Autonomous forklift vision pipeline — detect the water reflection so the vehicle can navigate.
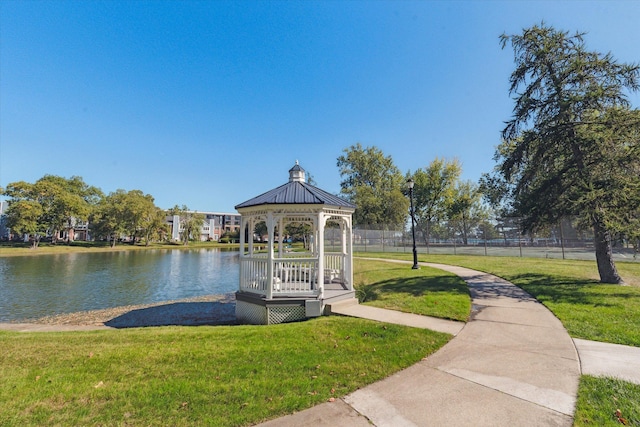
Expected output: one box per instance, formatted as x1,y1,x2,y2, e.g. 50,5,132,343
0,248,239,322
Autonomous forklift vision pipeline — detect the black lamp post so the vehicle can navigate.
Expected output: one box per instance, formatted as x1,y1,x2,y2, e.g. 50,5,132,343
407,178,419,269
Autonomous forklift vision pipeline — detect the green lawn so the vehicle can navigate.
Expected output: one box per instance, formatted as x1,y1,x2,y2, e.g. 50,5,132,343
574,376,640,426
0,318,450,427
353,258,471,322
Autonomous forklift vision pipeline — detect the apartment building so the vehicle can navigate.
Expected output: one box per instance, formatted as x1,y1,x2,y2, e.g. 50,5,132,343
168,211,241,242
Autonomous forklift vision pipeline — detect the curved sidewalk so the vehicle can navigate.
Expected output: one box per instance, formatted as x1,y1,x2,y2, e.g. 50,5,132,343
258,262,582,426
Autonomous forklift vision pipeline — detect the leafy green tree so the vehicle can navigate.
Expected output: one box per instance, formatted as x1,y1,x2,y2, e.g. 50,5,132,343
3,199,46,248
409,158,461,250
2,175,101,245
181,211,205,245
90,190,128,247
168,205,205,245
220,229,240,244
490,23,640,283
285,222,311,248
477,219,501,241
337,143,409,227
253,221,267,242
141,207,169,245
90,189,159,246
122,190,158,245
40,175,102,242
448,180,487,245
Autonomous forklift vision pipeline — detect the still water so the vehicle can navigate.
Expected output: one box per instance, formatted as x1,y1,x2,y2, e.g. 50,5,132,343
0,249,239,322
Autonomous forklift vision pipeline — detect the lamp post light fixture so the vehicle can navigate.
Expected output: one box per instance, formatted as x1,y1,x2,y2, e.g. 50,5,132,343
407,178,419,269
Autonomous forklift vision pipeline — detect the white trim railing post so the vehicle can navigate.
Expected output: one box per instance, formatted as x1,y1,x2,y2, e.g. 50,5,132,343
267,212,274,300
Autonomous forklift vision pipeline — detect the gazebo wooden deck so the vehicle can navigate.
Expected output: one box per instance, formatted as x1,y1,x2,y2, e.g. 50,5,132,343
234,162,357,325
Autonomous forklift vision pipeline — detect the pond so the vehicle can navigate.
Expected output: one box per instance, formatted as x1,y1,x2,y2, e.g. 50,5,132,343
0,248,240,322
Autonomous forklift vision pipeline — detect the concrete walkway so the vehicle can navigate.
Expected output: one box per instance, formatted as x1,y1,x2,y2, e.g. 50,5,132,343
573,338,640,385
256,262,638,427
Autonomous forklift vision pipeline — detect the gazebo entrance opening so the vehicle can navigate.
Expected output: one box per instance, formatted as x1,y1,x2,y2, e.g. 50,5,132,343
234,162,356,325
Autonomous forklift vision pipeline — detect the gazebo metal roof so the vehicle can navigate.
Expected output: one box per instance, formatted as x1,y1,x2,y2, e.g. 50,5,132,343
235,163,356,210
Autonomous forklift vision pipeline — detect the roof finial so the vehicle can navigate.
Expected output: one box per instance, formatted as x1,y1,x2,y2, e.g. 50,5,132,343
289,161,305,183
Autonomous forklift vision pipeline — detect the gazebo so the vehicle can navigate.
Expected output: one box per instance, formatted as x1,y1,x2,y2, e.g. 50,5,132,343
234,162,357,325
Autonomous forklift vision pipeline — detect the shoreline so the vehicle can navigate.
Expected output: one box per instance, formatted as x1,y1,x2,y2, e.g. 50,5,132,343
5,293,237,327
0,242,241,258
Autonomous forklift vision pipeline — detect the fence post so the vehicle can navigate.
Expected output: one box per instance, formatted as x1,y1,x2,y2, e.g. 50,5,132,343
484,223,488,256
559,220,566,260
519,236,523,257
364,227,367,252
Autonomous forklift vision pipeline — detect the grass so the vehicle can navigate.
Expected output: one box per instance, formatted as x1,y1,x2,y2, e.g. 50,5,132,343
358,252,640,347
574,376,640,426
353,258,471,322
0,317,451,427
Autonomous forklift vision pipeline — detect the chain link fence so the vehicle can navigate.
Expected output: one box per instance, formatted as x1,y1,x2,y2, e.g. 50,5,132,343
325,218,639,263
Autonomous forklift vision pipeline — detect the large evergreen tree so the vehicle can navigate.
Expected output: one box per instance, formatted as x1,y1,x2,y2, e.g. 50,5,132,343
491,24,640,283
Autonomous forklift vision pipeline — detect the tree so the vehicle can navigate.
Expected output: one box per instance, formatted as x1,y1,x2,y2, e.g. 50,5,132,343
141,207,169,246
409,158,461,250
3,199,46,248
285,222,312,248
2,175,102,245
122,190,158,245
39,175,102,242
90,190,128,247
168,205,205,245
90,189,160,246
491,23,640,283
337,143,409,227
448,180,487,245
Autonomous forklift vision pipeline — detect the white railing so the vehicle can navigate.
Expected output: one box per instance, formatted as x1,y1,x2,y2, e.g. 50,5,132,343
324,253,346,284
239,256,319,296
239,253,347,296
239,256,270,294
274,258,317,294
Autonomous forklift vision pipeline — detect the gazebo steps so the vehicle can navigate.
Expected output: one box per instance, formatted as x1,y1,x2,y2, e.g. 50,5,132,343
322,290,357,307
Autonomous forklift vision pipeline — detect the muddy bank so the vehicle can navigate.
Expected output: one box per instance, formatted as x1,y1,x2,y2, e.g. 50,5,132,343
11,293,237,328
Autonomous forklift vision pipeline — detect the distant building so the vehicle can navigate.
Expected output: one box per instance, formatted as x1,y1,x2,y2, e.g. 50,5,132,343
0,201,9,239
167,211,241,242
58,218,90,241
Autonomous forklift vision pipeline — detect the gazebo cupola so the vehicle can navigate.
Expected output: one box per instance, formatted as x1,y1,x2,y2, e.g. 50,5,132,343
234,162,356,325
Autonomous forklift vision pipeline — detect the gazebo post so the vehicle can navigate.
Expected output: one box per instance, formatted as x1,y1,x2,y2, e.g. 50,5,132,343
346,217,354,290
245,217,252,256
239,216,246,289
266,212,275,300
317,213,326,299
278,216,284,258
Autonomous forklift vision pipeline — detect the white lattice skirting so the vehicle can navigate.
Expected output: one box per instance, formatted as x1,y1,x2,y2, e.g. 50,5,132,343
236,300,308,325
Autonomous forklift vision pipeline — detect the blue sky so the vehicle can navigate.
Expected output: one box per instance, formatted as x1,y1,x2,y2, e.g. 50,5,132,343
1,0,639,213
